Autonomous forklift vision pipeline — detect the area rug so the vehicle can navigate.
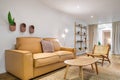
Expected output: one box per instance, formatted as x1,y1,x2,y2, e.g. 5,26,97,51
1,55,120,80
33,65,120,80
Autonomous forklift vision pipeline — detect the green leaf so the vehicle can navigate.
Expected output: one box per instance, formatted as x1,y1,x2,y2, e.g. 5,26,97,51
8,12,12,24
13,18,14,22
8,11,15,25
98,41,101,45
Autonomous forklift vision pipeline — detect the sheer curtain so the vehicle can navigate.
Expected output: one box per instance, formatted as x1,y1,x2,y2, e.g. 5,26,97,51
88,24,98,51
112,21,120,54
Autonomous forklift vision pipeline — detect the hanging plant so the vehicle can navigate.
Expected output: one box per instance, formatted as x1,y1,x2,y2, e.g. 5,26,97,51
8,11,16,31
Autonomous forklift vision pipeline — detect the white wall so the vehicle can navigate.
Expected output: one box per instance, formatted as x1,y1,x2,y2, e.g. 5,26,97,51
0,0,85,73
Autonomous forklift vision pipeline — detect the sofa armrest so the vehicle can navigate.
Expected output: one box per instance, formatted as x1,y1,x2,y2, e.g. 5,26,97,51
60,47,74,52
60,47,76,58
5,50,33,80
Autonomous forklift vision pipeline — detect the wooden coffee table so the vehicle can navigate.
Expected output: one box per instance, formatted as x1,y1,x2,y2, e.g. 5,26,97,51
64,57,99,80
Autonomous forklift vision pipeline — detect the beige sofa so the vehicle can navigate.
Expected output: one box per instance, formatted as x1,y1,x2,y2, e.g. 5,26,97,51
5,37,75,80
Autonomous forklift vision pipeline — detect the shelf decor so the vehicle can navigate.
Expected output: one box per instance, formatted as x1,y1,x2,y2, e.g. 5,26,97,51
8,11,16,31
74,22,88,54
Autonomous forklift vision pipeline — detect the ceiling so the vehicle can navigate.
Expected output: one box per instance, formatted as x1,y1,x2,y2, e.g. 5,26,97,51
39,0,120,24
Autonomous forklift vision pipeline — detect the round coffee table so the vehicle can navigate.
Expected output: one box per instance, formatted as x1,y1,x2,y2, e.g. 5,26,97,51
64,57,99,80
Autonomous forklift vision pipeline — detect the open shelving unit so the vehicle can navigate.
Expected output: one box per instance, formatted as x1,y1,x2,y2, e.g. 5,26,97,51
74,22,88,55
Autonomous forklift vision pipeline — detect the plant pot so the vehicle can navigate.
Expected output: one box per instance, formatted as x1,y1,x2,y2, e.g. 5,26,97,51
9,25,16,31
79,47,82,50
84,47,87,49
29,25,34,34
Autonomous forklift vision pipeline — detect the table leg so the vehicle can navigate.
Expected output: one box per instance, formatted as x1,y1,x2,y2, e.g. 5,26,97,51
95,62,98,75
91,64,94,70
64,65,69,79
79,66,84,80
79,66,81,76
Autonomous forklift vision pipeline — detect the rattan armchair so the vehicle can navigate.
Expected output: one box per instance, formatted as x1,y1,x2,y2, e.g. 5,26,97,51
86,44,110,66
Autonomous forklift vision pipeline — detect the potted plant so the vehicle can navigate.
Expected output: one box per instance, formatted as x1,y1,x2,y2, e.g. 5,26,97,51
8,11,16,31
98,41,101,45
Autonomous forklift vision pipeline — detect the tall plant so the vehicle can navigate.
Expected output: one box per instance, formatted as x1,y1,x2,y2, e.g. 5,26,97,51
8,11,15,25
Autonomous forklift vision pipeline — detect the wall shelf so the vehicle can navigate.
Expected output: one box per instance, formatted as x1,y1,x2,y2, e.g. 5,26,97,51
74,22,88,55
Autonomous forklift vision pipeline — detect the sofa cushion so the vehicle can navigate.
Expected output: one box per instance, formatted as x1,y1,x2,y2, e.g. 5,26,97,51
41,40,54,53
43,38,61,51
54,51,74,62
33,53,59,68
16,37,42,53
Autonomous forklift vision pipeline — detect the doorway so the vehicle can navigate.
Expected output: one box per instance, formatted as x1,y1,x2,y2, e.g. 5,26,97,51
102,30,111,45
98,23,112,49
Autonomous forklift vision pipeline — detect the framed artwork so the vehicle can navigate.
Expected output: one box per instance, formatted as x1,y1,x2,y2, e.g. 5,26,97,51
20,23,26,32
29,25,34,33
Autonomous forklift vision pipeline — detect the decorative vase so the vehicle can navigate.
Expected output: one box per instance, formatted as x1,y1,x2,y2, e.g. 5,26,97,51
9,25,16,31
29,25,34,34
20,23,26,32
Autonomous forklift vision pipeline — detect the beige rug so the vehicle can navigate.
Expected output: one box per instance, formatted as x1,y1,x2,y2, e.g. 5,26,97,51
1,55,120,80
33,65,120,80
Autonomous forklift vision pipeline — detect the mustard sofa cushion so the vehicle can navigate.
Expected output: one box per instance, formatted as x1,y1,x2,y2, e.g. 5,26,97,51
55,51,74,62
33,53,59,67
16,37,42,53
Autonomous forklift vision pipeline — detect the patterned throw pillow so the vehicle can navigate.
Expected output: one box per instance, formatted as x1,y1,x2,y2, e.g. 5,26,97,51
41,40,54,53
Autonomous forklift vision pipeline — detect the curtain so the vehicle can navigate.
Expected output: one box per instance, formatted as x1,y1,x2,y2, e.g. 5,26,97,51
112,21,120,54
88,24,98,51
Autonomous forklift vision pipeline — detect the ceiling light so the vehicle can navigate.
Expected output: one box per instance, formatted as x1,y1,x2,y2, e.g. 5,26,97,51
91,16,94,18
77,5,80,8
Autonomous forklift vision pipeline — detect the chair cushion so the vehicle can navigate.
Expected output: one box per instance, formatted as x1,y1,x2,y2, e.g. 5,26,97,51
16,37,42,53
43,38,61,51
55,51,74,62
41,40,54,53
33,53,59,67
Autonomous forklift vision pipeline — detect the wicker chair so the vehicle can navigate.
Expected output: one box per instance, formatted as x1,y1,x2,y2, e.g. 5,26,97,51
87,44,110,66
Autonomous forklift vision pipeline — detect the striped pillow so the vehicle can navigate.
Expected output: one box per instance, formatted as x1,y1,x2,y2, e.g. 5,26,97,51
41,40,54,53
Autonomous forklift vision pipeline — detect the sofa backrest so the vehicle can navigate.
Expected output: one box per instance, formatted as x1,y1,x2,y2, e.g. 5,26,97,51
43,38,61,51
16,37,42,53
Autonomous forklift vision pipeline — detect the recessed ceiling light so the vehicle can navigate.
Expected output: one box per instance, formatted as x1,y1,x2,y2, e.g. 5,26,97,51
77,5,80,8
91,16,94,18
